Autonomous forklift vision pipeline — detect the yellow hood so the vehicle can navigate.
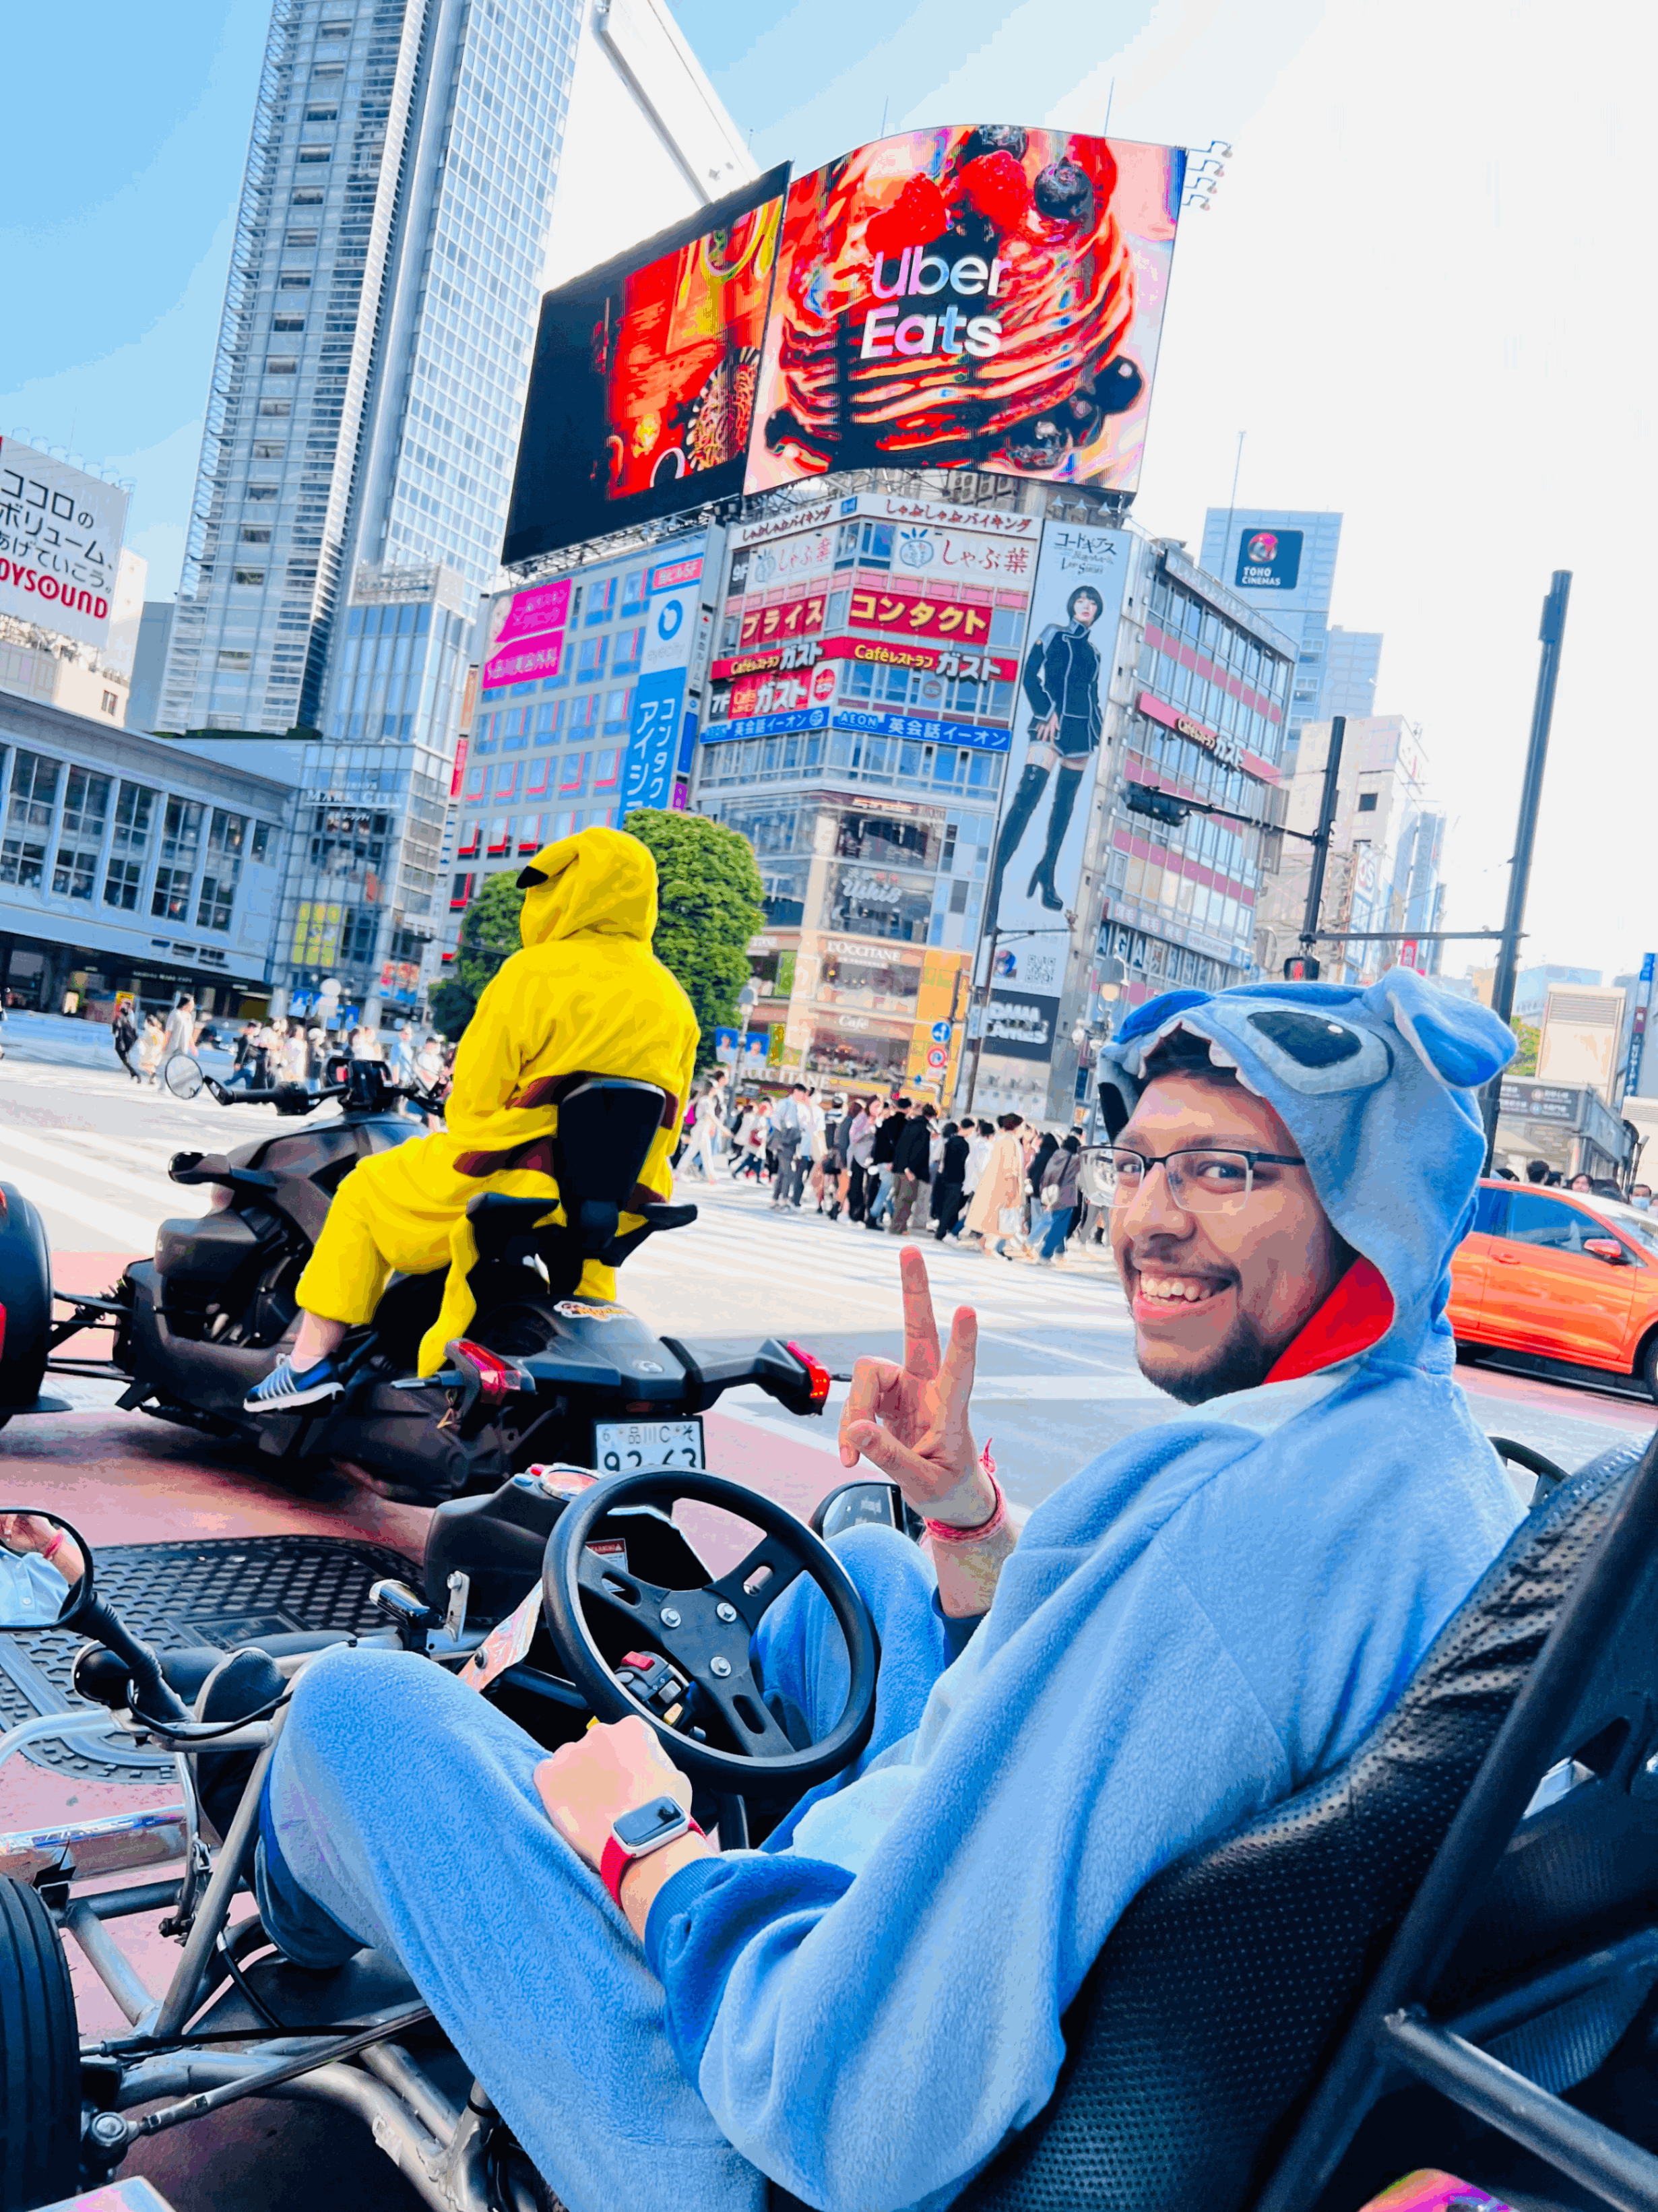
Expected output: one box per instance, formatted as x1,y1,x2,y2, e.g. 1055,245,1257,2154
515,825,658,947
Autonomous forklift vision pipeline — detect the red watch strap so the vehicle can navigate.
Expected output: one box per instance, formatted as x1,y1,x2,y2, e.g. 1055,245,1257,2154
600,1816,703,1912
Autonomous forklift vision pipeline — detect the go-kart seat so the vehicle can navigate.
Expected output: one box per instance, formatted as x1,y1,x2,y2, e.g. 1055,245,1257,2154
774,1432,1658,2212
461,1075,695,1306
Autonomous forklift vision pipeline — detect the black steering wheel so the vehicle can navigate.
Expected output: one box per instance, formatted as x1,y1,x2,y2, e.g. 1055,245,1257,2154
540,1470,879,1794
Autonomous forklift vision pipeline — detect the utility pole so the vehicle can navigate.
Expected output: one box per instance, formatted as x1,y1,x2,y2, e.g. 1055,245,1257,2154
1298,714,1347,957
963,925,1002,1117
1481,571,1572,1168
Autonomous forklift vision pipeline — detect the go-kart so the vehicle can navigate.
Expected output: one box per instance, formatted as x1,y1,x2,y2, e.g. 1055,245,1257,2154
5,1430,1658,2212
0,1059,830,1502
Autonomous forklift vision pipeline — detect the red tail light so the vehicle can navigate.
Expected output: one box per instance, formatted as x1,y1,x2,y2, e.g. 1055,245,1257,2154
786,1340,832,1414
447,1339,528,1407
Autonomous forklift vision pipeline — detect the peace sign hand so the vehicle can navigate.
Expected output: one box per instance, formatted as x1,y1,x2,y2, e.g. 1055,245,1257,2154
838,1245,992,1529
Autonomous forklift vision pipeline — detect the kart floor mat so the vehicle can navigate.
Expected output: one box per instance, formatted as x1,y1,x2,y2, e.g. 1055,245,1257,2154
0,1534,416,1784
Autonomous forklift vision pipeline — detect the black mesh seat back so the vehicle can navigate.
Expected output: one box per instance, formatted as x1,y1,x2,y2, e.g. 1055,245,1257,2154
552,1078,670,1211
961,1436,1653,2212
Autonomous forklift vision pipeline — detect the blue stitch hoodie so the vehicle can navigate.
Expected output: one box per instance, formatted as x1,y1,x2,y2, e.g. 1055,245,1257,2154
644,968,1524,2211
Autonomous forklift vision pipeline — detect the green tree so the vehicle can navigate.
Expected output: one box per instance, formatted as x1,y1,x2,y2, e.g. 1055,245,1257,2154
624,809,764,1064
1509,1018,1539,1077
428,870,524,1040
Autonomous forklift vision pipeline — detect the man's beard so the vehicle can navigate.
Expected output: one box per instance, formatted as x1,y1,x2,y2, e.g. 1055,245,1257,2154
1137,1310,1279,1406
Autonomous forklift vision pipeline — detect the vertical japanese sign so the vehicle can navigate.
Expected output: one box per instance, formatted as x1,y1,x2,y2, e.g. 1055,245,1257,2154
982,519,1133,951
623,534,705,813
1627,952,1655,1098
0,437,130,649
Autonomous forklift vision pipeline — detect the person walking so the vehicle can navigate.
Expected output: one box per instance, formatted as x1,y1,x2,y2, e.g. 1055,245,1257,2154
769,1083,809,1209
137,1011,166,1084
1035,1133,1083,1264
887,1101,934,1234
162,993,197,1066
964,1113,1028,1259
112,999,141,1082
684,1071,729,1181
930,1120,970,1242
864,1100,905,1230
734,1097,770,1181
846,1098,876,1222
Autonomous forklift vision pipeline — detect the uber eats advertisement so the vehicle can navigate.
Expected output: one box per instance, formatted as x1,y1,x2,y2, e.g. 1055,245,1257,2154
744,127,1186,494
504,129,1186,559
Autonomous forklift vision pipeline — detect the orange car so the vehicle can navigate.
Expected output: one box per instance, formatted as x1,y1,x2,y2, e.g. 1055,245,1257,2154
1449,1179,1658,1401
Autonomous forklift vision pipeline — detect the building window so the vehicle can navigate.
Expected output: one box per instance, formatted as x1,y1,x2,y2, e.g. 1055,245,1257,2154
1356,790,1378,813
602,687,632,736
9,750,59,831
259,400,292,418
100,690,119,716
51,767,110,901
197,809,247,930
575,636,606,683
234,568,266,587
266,357,298,375
612,625,643,675
0,837,44,889
251,822,275,862
585,575,616,626
152,796,204,920
102,782,156,909
620,570,646,615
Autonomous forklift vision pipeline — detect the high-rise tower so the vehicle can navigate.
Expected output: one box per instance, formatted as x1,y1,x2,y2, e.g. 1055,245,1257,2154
158,0,751,1014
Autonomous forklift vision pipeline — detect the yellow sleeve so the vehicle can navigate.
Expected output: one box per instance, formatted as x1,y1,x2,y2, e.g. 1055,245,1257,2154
445,951,540,1127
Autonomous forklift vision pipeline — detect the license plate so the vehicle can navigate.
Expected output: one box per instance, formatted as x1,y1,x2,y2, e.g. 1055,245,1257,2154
592,1417,705,1474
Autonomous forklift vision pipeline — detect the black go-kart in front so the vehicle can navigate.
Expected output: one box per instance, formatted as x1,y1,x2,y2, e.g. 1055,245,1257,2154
0,1059,832,1503
7,1432,1658,2212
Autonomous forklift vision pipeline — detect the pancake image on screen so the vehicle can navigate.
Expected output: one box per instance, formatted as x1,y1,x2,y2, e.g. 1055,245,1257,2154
748,126,1184,494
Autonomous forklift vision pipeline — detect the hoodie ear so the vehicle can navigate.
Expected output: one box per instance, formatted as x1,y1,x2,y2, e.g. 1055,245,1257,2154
515,865,547,887
1370,968,1517,1090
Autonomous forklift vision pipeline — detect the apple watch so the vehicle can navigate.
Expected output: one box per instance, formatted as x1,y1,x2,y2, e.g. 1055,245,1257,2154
599,1795,703,1911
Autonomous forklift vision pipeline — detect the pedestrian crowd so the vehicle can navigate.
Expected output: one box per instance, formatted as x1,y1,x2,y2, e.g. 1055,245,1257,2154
672,1067,1103,1266
113,995,457,1125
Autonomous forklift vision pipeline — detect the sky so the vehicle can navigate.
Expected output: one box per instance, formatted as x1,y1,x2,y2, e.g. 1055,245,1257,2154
8,0,1653,982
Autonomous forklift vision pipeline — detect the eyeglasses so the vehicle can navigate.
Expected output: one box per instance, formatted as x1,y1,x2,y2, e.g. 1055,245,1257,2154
1078,1144,1307,1213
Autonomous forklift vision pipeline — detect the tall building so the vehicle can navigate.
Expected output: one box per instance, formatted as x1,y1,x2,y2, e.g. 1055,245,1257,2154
160,0,752,1019
1253,714,1441,984
1197,508,1382,767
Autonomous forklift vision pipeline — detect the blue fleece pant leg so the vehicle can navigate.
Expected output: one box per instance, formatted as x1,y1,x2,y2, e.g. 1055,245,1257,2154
257,1645,766,2212
753,1522,962,1852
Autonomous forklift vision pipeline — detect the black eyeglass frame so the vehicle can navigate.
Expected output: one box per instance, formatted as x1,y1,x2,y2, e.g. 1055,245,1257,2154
1079,1143,1308,1211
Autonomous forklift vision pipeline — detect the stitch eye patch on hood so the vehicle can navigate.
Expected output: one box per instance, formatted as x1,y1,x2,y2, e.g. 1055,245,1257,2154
1097,967,1517,1364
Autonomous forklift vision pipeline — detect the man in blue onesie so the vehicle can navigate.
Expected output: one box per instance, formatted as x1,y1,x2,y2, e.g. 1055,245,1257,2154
257,969,1525,2212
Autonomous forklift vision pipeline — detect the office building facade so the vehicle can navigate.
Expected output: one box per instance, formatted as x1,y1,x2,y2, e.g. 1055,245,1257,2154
1197,508,1382,767
160,0,752,1018
0,695,296,1016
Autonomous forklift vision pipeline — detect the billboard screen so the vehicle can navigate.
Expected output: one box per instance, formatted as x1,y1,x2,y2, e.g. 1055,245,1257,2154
1235,527,1302,591
0,437,130,648
503,168,789,567
984,518,1135,947
745,128,1184,497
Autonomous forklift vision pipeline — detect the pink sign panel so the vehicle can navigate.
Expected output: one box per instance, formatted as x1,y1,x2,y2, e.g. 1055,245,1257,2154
483,577,572,689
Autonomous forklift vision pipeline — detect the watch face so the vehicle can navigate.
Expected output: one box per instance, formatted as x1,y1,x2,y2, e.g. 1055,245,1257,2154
613,1796,689,1851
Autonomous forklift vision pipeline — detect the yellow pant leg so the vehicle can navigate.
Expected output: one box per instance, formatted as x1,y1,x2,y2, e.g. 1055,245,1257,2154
295,1137,466,1326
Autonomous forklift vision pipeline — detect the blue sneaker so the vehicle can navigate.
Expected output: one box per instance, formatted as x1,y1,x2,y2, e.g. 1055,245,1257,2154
243,1353,343,1414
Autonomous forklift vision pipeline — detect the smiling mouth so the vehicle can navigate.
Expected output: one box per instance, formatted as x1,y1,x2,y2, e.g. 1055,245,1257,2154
1131,1269,1232,1316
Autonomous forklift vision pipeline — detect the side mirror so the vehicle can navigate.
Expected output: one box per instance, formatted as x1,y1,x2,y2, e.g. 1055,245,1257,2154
0,1511,93,1628
163,1053,205,1100
812,1480,922,1543
1583,1238,1627,1265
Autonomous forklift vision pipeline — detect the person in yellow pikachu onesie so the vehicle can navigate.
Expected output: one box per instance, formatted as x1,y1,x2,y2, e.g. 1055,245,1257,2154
244,826,699,1414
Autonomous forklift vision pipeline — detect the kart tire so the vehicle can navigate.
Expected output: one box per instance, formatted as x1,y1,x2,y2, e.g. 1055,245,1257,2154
0,1877,79,2212
1643,1335,1658,1407
0,1184,51,1420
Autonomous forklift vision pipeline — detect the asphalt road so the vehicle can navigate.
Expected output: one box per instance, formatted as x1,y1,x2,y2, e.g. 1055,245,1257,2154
0,1042,1651,1498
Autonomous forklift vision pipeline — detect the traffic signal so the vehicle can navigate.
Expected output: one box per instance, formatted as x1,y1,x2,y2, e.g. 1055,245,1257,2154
1122,781,1189,827
1283,955,1321,980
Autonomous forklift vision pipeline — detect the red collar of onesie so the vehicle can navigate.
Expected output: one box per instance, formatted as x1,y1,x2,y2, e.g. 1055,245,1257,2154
1265,1256,1395,1385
